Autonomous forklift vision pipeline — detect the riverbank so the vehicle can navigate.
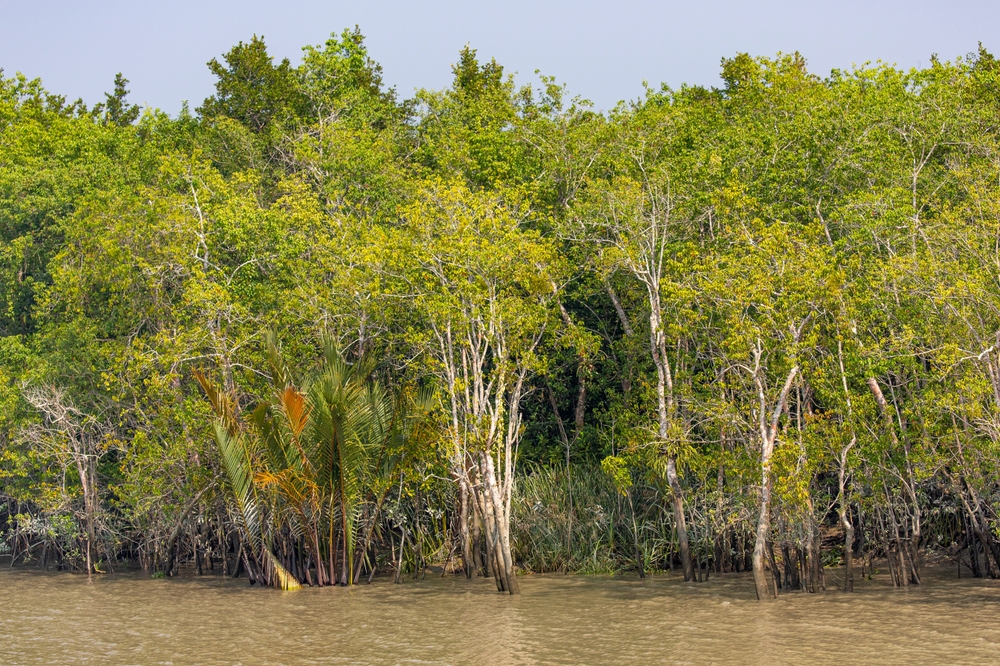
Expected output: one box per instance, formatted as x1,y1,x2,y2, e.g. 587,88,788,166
2,565,998,665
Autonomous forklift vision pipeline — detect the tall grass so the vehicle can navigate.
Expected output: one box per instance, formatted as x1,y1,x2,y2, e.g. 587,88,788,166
513,465,678,574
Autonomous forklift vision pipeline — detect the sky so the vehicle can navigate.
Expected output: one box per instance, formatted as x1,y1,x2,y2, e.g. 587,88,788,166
2,0,998,115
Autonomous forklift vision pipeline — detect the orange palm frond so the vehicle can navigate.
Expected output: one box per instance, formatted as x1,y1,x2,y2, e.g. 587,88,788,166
280,386,312,438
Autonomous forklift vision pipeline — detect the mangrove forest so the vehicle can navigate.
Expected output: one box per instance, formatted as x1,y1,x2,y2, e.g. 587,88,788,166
4,31,1000,601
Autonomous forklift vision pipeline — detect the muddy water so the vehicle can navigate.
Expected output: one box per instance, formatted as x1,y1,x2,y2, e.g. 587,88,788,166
2,566,999,665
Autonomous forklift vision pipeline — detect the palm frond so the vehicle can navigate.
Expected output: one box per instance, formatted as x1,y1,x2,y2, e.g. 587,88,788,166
264,549,302,591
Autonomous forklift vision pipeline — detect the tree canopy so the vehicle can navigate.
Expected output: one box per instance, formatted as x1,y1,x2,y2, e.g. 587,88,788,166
4,34,1000,597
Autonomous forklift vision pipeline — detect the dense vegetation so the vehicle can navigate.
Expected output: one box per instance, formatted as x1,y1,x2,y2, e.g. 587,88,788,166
4,31,1000,600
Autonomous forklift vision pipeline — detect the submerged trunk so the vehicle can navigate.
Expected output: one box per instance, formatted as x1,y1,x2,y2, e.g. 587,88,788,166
433,315,533,595
472,511,485,576
458,479,474,579
666,457,693,581
753,362,799,601
480,450,519,594
649,300,693,582
752,459,775,600
74,452,97,580
838,437,856,592
477,482,504,591
840,509,855,592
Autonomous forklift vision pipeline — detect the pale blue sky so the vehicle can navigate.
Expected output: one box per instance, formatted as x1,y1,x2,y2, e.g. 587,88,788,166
2,1,998,114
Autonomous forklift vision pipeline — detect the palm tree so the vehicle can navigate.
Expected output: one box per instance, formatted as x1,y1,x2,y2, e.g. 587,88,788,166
197,333,434,588
195,371,301,590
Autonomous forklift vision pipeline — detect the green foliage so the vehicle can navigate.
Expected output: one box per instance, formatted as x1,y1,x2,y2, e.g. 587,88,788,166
197,333,434,587
92,73,140,127
6,34,1000,584
199,35,304,134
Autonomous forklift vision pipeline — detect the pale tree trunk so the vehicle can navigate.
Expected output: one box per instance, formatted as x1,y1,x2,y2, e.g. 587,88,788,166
835,345,855,592
599,172,696,581
868,376,922,584
665,459,692,581
605,281,635,337
473,471,506,591
469,429,518,593
22,387,105,581
494,371,526,594
436,322,477,580
483,449,519,593
431,316,534,595
752,360,799,601
75,452,96,581
458,478,474,578
837,437,856,592
751,454,774,599
649,295,694,581
472,511,484,576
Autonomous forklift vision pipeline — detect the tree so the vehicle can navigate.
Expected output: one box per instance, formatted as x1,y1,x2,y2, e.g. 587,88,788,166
198,36,303,133
574,134,706,582
92,73,140,126
388,180,563,593
19,386,108,579
197,334,433,588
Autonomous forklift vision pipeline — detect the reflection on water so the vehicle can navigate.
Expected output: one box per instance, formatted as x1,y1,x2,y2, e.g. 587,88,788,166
1,566,998,665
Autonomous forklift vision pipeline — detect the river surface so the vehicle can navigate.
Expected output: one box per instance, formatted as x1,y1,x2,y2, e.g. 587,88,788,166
2,565,998,665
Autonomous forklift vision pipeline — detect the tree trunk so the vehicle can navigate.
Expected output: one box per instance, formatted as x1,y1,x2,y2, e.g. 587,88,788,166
459,479,474,579
837,438,855,592
753,474,775,600
472,511,484,577
666,458,694,581
476,477,503,591
841,512,855,592
341,496,350,586
74,454,96,580
753,362,799,600
649,300,693,582
481,450,519,594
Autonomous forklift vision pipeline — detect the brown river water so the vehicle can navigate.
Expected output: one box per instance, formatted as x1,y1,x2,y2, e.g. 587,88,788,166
2,565,999,665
